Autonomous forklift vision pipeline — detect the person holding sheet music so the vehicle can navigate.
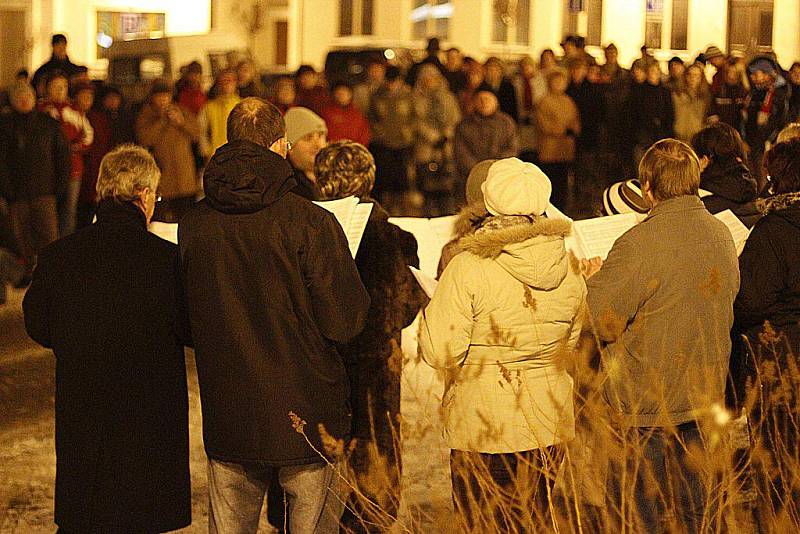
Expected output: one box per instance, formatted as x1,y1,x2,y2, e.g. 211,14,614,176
179,98,369,533
314,140,426,530
420,158,586,532
692,123,761,228
581,139,739,533
731,140,800,524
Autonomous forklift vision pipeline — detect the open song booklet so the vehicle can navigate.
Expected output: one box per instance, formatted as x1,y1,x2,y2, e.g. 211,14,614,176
313,196,373,258
148,196,372,258
561,208,751,260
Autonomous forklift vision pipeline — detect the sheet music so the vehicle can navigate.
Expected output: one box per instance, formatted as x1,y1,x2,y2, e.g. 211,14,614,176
149,222,178,244
714,209,751,256
570,213,639,259
390,216,457,278
409,266,439,299
346,203,373,258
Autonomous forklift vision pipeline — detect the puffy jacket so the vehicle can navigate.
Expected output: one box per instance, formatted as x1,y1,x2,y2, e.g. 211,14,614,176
420,216,585,453
179,140,370,465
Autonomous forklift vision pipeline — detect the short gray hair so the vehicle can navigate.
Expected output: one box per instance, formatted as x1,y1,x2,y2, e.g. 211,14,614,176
96,144,160,201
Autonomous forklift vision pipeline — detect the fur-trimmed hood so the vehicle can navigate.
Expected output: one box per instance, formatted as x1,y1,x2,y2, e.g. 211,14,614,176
757,192,800,215
451,201,490,240
458,216,572,289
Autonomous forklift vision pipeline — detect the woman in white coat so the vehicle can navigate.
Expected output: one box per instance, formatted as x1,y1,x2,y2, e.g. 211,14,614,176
420,158,586,532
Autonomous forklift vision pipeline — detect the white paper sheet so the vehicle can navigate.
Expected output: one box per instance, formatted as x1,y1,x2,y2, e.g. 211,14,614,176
390,216,457,279
409,266,439,299
570,213,639,260
314,196,370,258
149,221,178,244
714,209,751,256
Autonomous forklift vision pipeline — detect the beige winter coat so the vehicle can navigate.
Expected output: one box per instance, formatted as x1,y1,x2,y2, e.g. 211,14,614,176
420,217,586,453
535,93,580,163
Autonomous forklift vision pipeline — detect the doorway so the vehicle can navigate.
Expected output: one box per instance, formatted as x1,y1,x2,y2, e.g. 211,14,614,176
0,9,28,89
728,0,773,55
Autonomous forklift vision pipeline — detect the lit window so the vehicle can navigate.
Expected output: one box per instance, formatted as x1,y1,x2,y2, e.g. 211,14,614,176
729,0,773,53
339,0,374,37
562,0,603,47
644,0,663,49
492,0,531,46
670,0,688,50
410,0,452,40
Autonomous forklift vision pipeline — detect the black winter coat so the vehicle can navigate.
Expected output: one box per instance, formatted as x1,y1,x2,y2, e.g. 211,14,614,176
730,192,800,407
700,158,761,228
0,110,71,202
23,200,192,533
735,192,800,344
629,82,674,146
568,79,606,150
179,140,370,466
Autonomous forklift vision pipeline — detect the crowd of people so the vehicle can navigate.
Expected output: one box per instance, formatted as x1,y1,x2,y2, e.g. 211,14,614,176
2,31,800,533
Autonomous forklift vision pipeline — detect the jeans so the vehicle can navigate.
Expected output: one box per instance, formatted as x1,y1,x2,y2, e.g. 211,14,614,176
207,459,345,534
451,446,563,532
58,180,81,237
607,421,717,533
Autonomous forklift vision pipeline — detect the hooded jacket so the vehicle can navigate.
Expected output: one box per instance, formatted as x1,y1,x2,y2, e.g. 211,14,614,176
179,140,370,465
700,158,761,228
420,216,585,453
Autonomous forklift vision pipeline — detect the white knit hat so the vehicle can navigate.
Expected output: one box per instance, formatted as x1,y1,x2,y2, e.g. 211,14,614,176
284,107,328,145
481,158,552,216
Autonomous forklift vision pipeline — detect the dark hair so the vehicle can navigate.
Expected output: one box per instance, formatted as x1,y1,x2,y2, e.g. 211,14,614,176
765,139,800,194
16,68,29,79
691,123,747,164
426,37,440,53
791,62,800,71
227,97,285,148
331,81,353,92
295,65,316,77
52,34,67,46
668,56,684,67
45,70,68,86
385,66,402,81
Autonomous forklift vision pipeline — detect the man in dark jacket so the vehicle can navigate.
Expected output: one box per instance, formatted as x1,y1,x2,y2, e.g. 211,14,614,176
0,82,70,277
179,98,369,533
23,144,192,533
31,34,83,97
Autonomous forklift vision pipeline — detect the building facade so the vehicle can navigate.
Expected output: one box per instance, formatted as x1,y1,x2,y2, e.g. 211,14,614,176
1,0,799,87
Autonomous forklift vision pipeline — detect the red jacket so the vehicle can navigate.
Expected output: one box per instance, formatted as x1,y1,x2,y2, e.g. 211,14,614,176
320,103,371,146
39,100,93,181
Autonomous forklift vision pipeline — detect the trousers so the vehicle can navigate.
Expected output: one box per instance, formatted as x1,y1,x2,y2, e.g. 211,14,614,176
207,459,345,534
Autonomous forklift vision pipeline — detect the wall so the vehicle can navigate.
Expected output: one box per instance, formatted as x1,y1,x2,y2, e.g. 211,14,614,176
774,0,800,64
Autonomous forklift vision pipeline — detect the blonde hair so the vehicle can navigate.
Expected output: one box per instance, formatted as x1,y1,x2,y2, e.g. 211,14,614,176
638,139,700,202
96,144,161,201
314,141,376,200
777,122,800,144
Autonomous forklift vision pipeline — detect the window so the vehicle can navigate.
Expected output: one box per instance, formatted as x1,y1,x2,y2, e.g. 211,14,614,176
644,0,688,50
492,0,531,46
670,0,688,50
562,0,603,47
411,0,452,40
729,0,773,52
339,0,374,37
644,0,664,49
